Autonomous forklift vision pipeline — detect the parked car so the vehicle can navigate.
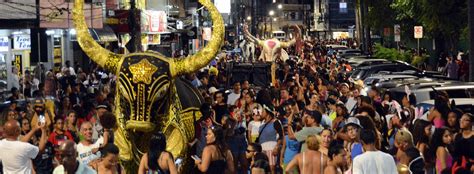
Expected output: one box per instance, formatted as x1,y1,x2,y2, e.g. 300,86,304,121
389,82,474,104
337,49,362,59
347,58,391,68
417,98,474,114
364,74,419,86
350,63,421,80
366,78,455,94
325,44,348,51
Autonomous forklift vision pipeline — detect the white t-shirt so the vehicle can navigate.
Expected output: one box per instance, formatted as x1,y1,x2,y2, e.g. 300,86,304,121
248,120,262,136
53,161,96,174
0,139,39,174
227,92,241,106
352,151,397,174
76,137,103,165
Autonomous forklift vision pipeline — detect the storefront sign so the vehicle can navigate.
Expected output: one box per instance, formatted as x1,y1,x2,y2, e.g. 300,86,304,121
54,47,62,72
0,37,9,52
106,10,133,33
148,34,161,45
13,35,31,50
13,54,22,77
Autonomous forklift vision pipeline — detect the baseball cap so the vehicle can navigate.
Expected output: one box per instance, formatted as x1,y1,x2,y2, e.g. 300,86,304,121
208,87,219,94
344,117,363,129
96,104,109,110
263,104,275,114
33,99,45,108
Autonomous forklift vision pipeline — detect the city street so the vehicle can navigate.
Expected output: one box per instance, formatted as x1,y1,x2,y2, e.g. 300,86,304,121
0,0,473,174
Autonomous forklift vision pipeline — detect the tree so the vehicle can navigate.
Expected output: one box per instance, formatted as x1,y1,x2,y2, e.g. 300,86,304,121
391,0,467,52
469,0,474,81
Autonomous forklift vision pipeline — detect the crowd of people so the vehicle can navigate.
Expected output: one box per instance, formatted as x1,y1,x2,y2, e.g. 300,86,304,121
0,36,472,174
187,38,474,174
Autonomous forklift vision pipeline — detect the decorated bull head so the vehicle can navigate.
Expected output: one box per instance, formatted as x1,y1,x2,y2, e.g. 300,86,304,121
73,0,224,168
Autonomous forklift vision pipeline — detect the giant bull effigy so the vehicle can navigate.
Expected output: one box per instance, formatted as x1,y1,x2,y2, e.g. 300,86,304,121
243,25,300,86
73,0,224,172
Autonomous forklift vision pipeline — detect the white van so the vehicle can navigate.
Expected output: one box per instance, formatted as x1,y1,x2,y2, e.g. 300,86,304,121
272,31,286,40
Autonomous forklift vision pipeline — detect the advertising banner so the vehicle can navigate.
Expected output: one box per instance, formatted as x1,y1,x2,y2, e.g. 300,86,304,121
142,11,167,33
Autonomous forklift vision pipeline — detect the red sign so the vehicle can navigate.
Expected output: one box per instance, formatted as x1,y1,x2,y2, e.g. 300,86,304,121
106,10,134,33
383,28,391,37
414,26,423,39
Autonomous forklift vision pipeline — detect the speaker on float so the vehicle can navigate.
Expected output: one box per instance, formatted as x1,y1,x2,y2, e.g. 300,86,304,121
251,63,271,86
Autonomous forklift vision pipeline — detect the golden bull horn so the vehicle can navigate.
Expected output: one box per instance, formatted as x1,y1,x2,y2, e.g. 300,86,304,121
170,0,225,77
73,0,122,72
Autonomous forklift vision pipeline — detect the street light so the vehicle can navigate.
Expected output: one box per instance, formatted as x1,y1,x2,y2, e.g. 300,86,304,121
273,18,277,22
269,10,275,16
278,4,282,9
247,16,252,21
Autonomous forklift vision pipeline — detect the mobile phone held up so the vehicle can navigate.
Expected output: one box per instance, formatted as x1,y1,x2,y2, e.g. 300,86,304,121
191,155,201,161
39,115,46,126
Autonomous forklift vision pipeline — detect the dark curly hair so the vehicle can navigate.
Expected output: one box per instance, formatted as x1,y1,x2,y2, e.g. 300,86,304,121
100,111,117,129
208,125,229,159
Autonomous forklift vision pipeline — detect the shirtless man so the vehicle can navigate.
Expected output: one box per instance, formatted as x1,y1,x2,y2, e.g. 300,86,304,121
285,134,327,174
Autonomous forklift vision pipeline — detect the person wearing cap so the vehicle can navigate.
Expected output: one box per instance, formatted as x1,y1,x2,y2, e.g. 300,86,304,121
30,99,54,130
90,104,108,142
208,87,219,95
287,109,323,152
352,129,397,174
394,129,425,174
341,117,364,161
257,104,284,174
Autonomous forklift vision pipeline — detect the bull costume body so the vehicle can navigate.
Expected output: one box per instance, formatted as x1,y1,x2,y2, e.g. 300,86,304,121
73,0,224,172
242,25,301,86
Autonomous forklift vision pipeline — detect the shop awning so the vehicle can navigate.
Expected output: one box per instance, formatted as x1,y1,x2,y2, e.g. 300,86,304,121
71,25,118,42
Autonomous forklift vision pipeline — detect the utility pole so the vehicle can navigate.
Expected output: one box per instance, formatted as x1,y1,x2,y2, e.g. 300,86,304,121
128,0,142,52
469,0,474,81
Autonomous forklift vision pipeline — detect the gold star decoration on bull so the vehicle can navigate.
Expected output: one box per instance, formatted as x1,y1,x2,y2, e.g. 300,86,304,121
128,59,158,85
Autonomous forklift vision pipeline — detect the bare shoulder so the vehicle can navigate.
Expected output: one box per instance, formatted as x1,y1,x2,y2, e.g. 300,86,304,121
324,165,337,174
161,151,174,160
203,145,216,152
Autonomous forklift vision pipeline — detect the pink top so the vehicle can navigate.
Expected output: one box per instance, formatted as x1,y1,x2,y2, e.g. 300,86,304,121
433,117,445,128
436,147,453,173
